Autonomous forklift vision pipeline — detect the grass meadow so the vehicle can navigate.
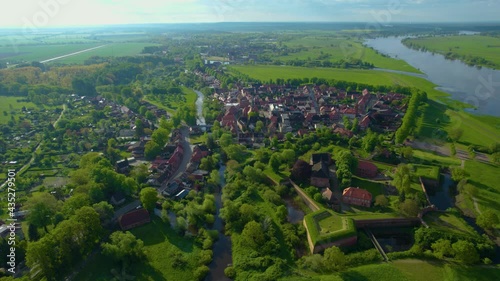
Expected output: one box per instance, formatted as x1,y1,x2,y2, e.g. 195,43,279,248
0,96,37,124
404,35,500,69
74,218,202,281
276,36,420,73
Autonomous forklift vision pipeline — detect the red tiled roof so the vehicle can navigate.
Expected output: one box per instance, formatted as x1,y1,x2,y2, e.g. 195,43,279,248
357,160,377,173
342,187,372,201
119,209,151,230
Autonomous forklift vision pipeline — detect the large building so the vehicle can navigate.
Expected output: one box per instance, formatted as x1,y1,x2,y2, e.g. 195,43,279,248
342,187,372,208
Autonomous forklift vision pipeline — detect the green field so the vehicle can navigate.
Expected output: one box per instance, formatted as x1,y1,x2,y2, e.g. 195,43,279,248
144,86,198,114
286,260,500,281
0,43,101,63
276,36,419,73
404,35,500,69
0,96,37,124
74,218,202,281
53,43,158,64
230,65,449,101
410,164,440,181
464,160,500,222
0,42,157,64
351,177,386,197
423,211,477,237
304,210,356,246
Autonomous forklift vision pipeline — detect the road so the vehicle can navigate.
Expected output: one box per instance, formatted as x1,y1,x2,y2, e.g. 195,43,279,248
40,45,107,63
160,126,193,193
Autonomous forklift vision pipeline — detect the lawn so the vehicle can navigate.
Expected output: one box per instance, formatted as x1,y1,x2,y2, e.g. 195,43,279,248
423,211,477,237
412,149,462,167
0,96,37,124
74,218,203,281
286,259,500,281
144,86,197,115
351,177,386,197
410,164,440,181
304,210,356,247
404,35,500,69
464,160,500,221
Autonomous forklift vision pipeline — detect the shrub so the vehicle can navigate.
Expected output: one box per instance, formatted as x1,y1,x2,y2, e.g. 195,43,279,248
224,266,236,279
194,265,210,281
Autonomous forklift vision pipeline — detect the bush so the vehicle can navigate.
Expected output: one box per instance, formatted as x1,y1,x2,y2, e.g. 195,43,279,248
194,265,210,281
224,266,236,279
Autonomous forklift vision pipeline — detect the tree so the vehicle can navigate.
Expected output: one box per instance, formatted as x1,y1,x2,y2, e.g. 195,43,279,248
492,152,500,164
269,153,281,172
62,193,91,217
152,128,170,147
449,127,463,142
135,119,144,137
24,193,60,232
92,201,114,225
291,159,312,181
276,205,288,223
431,239,453,259
401,146,413,159
255,120,264,133
323,246,346,271
131,164,149,184
241,221,265,248
452,240,480,264
102,231,145,267
399,198,420,217
392,164,411,194
144,141,161,160
139,187,158,211
219,133,233,147
374,195,389,208
280,149,296,167
450,167,468,182
476,210,499,231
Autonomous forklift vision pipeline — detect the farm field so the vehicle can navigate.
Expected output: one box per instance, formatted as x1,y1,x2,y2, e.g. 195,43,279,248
0,43,101,63
277,36,420,73
53,42,158,64
404,35,500,69
464,160,500,222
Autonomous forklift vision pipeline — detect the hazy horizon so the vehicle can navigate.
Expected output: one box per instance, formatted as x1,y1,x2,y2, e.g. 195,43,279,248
1,0,499,29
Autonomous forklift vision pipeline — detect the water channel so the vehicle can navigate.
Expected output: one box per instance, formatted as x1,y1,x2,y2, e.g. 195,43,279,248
365,36,500,117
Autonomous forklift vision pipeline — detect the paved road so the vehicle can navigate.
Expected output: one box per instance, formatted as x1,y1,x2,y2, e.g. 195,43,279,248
160,126,193,193
40,45,107,63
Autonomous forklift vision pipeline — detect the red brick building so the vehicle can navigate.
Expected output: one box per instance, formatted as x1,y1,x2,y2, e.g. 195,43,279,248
356,160,378,178
342,187,372,207
119,209,151,230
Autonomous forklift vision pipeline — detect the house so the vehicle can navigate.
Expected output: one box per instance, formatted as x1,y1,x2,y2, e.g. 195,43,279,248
311,161,330,188
311,153,331,166
175,189,190,200
356,160,378,178
342,187,372,207
115,159,130,174
110,191,126,206
118,209,151,230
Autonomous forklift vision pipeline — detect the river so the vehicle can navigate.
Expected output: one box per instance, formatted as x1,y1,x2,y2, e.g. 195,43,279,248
365,37,500,116
195,88,232,281
195,90,206,126
206,165,232,281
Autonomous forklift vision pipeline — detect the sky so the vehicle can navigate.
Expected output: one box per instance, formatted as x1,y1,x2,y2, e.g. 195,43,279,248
0,0,499,28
